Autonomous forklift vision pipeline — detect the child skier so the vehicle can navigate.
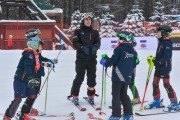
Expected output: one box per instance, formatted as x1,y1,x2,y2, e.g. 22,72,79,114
3,35,57,120
100,31,137,120
144,25,180,111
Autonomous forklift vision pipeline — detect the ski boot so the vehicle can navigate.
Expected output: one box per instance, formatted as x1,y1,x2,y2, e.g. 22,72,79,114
121,115,134,120
109,115,120,120
29,108,43,116
3,116,11,120
132,98,141,105
164,101,180,112
19,113,36,120
88,95,94,105
144,98,164,109
72,96,79,104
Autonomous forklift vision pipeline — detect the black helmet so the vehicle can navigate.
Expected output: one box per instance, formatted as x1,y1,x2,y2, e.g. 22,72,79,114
116,31,133,42
25,28,41,39
156,25,172,37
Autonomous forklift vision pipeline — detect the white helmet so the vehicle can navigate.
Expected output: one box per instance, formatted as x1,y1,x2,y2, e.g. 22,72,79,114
81,12,93,20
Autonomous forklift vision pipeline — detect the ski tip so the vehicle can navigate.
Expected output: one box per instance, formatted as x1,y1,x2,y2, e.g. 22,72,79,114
87,113,93,117
83,97,88,99
80,108,87,111
135,112,141,115
99,112,106,115
96,107,102,111
69,112,74,116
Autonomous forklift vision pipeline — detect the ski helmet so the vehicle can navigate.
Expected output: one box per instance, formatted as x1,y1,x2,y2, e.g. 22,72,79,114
81,12,93,20
116,31,133,42
156,25,172,38
25,28,41,39
27,37,43,50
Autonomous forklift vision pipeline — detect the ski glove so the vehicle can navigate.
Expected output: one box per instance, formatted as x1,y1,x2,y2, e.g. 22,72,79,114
136,56,140,65
82,45,90,55
48,58,58,71
41,62,53,67
100,58,106,67
91,45,97,55
28,78,40,88
48,58,58,64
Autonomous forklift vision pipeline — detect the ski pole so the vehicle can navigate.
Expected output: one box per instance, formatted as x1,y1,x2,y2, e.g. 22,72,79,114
139,56,155,111
99,67,106,115
103,68,107,106
132,78,136,109
39,32,64,95
44,68,50,115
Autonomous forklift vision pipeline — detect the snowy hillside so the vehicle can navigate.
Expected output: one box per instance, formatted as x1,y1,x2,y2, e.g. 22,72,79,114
0,50,180,120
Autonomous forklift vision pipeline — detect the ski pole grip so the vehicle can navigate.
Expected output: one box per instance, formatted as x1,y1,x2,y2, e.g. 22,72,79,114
101,54,108,59
146,56,155,68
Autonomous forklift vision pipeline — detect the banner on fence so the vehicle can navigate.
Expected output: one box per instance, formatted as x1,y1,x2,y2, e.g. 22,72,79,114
100,37,158,50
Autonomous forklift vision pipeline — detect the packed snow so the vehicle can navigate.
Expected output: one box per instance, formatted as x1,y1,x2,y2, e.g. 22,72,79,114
0,50,180,120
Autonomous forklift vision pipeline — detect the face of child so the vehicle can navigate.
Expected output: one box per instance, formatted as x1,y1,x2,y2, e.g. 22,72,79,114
38,44,43,52
118,37,124,43
84,17,91,27
157,31,162,38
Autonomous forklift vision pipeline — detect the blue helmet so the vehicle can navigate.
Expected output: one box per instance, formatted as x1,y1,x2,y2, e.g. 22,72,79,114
27,37,43,50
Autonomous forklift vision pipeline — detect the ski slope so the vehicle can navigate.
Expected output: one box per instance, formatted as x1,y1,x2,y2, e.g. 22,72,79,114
0,50,180,120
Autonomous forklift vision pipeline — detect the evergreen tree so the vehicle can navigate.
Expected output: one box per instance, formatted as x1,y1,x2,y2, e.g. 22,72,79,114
124,0,145,22
150,1,166,22
171,5,179,15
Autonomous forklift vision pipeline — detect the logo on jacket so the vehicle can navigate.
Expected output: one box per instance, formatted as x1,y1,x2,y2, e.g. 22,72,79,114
124,52,134,59
29,54,33,59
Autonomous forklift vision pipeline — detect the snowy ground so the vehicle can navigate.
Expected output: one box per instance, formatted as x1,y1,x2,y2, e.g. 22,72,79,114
0,50,180,120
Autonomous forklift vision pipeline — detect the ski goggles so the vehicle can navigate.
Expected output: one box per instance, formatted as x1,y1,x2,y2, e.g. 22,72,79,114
82,12,93,19
116,32,133,41
25,29,41,37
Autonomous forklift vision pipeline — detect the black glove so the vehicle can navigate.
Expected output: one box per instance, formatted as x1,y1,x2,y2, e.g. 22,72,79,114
82,45,90,55
91,45,98,55
41,62,53,68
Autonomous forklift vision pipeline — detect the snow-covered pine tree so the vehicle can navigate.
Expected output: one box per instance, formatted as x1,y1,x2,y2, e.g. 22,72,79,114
149,1,166,22
116,0,146,37
124,0,145,22
71,10,82,25
64,10,83,38
171,5,179,15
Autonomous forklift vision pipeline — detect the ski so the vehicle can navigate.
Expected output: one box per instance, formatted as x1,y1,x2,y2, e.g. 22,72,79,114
15,115,38,120
67,98,87,111
15,112,75,120
83,97,101,111
87,113,103,120
135,110,180,116
108,101,148,109
143,105,165,110
39,112,74,117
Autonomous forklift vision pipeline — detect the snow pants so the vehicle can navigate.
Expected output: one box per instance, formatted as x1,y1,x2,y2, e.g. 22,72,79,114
71,58,97,96
112,82,133,117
